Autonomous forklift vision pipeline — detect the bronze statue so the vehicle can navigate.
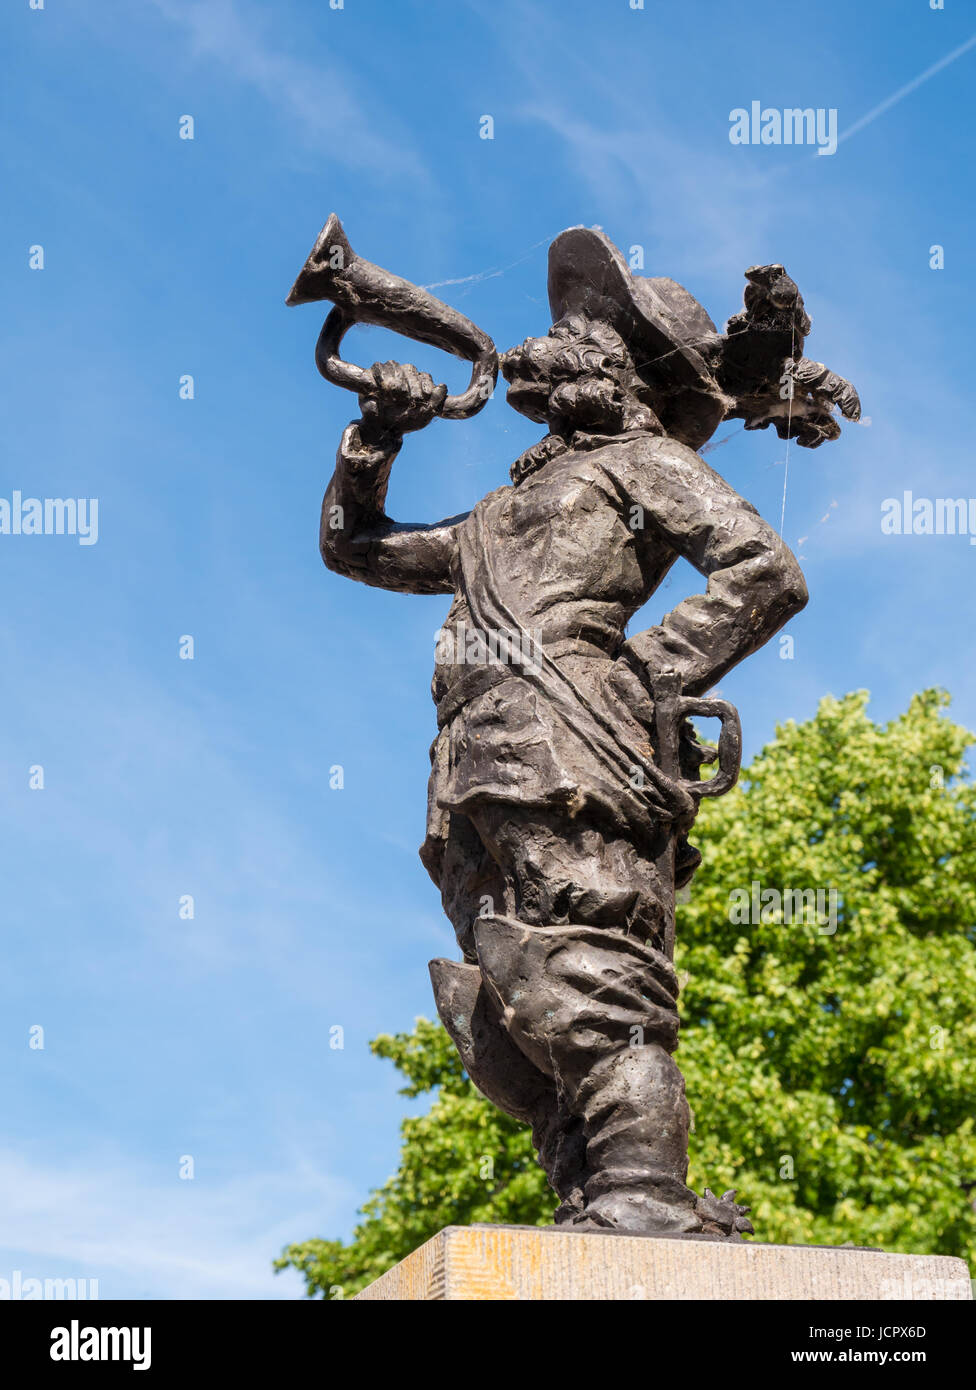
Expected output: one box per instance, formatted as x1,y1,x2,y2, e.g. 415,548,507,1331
287,219,860,1239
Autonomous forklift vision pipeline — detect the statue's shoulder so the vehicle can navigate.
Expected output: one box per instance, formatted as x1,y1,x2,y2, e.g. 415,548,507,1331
467,482,512,524
588,430,708,481
591,432,759,514
477,483,512,507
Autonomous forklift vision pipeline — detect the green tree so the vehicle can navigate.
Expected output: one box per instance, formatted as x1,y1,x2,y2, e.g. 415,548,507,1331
277,690,976,1297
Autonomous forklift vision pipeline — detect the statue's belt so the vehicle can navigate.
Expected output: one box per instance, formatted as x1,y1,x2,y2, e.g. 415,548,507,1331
434,639,618,730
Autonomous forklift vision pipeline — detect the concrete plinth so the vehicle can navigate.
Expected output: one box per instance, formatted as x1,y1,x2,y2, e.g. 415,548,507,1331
354,1224,973,1301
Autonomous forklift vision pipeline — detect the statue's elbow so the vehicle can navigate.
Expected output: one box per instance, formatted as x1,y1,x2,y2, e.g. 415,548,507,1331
320,532,342,573
319,526,362,582
777,555,809,620
319,492,365,579
747,548,808,632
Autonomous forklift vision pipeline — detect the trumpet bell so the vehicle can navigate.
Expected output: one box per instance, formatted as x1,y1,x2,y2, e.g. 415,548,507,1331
286,214,498,421
285,214,354,307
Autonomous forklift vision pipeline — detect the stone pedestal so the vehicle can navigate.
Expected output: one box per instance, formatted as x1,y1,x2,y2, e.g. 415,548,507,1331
354,1224,973,1301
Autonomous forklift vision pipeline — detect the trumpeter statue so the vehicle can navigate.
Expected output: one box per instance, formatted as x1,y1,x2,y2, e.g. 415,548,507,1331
287,218,859,1237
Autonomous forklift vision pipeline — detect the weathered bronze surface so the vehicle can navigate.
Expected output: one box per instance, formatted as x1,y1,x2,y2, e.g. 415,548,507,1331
289,219,859,1238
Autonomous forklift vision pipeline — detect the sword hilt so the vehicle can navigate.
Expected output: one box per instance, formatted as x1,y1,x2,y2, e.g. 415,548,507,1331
650,673,742,961
650,673,741,802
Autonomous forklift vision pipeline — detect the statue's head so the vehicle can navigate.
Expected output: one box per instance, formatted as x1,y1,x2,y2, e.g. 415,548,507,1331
500,227,860,455
500,226,730,450
500,314,662,436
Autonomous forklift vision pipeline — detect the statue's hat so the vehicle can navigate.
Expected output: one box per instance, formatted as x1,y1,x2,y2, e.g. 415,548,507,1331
547,226,721,395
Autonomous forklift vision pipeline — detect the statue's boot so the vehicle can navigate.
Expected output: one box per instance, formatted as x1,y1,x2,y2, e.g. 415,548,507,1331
428,956,590,1220
471,915,705,1236
571,1043,700,1233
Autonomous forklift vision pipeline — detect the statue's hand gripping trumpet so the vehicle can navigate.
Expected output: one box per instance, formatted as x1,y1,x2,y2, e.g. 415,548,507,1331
288,218,859,1237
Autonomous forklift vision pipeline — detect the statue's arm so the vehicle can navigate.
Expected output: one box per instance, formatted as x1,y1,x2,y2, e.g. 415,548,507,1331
615,442,808,696
320,362,466,596
320,421,464,596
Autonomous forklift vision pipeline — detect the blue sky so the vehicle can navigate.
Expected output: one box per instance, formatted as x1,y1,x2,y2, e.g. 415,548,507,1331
1,0,973,1298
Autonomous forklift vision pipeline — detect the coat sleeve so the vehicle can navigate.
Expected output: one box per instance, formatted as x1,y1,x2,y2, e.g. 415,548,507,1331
320,423,464,596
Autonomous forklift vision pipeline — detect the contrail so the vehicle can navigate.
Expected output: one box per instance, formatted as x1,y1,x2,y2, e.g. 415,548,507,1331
830,31,976,150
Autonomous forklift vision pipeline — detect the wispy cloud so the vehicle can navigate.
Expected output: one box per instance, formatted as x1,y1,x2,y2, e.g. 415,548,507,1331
149,0,431,184
0,1148,352,1299
465,0,780,285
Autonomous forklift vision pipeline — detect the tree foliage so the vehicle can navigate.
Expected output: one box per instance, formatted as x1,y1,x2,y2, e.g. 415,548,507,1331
276,690,976,1297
